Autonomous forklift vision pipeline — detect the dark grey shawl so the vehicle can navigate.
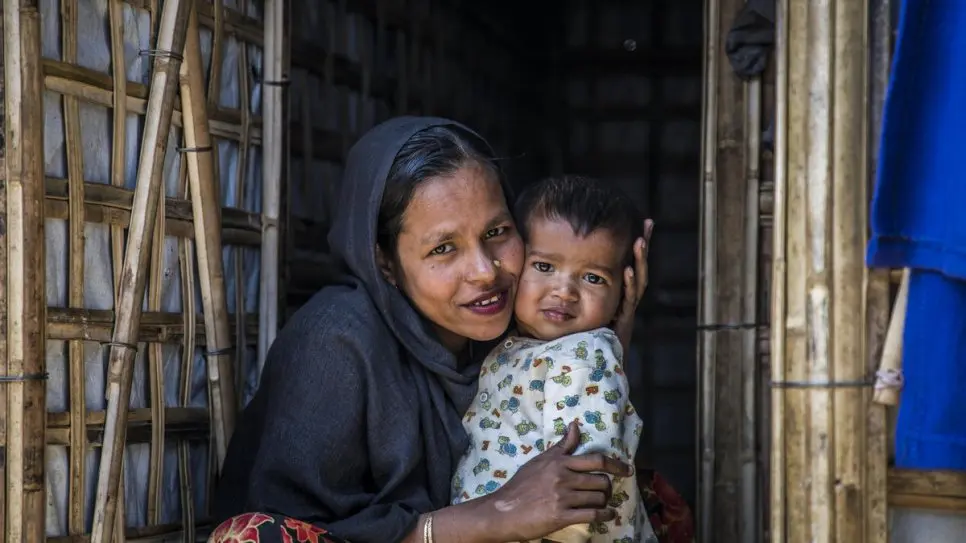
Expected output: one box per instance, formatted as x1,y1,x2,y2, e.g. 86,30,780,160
211,117,507,542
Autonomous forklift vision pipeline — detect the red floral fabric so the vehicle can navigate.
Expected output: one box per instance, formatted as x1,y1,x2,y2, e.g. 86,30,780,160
208,513,348,543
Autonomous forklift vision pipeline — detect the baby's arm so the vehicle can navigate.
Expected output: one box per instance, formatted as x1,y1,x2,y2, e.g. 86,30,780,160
540,334,636,543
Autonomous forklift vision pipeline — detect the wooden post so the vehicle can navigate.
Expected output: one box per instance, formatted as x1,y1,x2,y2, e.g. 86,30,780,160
2,0,46,541
770,0,874,541
89,0,191,540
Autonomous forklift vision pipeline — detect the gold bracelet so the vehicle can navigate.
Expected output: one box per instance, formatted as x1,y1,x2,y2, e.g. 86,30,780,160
422,514,435,543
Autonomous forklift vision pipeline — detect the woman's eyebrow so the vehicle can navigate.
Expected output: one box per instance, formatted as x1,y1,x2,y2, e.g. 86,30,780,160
420,230,456,246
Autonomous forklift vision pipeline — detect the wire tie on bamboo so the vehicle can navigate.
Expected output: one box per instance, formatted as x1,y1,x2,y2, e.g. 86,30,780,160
874,368,904,391
138,48,185,62
176,145,213,153
101,340,140,353
0,372,49,383
769,378,875,389
206,346,233,357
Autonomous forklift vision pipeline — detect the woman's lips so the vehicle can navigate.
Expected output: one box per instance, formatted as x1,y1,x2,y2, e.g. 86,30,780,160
464,290,510,316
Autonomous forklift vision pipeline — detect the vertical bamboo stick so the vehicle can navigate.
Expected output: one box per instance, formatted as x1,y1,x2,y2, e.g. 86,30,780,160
741,72,762,543
783,0,812,539
830,1,869,541
61,0,89,535
178,0,235,466
177,157,197,542
234,5,251,411
0,5,8,536
258,0,284,373
697,0,720,539
769,0,789,540
3,1,46,541
90,1,191,541
147,173,167,524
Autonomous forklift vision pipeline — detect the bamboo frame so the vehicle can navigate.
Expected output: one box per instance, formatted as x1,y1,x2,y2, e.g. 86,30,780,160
3,0,47,541
90,1,191,541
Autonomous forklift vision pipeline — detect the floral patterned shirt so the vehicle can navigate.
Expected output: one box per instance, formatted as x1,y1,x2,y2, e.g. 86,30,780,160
451,328,658,543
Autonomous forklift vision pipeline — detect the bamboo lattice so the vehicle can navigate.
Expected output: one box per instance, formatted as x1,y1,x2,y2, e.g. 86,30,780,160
0,0,272,539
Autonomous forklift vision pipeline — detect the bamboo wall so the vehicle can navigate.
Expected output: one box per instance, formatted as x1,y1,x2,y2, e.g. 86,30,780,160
4,0,274,540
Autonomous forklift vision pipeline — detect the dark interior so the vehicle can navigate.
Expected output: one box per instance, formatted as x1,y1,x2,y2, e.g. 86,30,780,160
286,0,704,509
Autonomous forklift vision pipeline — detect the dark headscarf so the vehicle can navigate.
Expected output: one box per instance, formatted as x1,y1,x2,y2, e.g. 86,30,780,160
211,117,507,542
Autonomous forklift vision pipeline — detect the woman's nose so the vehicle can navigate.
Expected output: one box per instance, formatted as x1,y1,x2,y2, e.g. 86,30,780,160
466,248,498,284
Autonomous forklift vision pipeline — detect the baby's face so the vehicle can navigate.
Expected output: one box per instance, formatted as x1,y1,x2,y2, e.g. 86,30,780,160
514,218,626,341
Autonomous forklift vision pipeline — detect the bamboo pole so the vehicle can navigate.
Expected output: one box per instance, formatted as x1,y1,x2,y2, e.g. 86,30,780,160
769,0,789,540
178,0,235,466
697,0,720,539
61,0,89,535
257,0,284,377
873,268,907,406
3,0,47,540
0,4,8,536
90,1,192,541
741,72,762,543
771,0,871,541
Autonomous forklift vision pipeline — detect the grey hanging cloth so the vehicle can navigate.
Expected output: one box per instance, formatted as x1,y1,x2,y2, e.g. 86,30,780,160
725,0,776,79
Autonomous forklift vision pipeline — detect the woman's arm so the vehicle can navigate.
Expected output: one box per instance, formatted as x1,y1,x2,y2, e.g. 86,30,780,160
400,423,626,543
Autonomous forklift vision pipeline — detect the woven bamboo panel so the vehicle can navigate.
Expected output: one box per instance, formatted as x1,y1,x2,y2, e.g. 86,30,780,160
31,0,267,540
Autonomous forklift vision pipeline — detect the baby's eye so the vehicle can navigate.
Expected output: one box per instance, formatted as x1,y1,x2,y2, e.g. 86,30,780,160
583,273,606,285
429,244,454,256
533,262,553,273
484,226,507,239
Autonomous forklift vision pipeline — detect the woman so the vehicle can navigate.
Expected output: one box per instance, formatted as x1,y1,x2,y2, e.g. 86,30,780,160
210,117,676,543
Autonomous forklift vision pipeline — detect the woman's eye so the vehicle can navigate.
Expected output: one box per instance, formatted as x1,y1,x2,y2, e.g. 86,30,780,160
429,244,454,256
584,273,606,285
533,262,552,273
484,226,507,239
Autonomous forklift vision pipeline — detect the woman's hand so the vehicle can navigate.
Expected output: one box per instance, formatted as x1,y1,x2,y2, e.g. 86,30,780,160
612,219,654,354
482,421,633,542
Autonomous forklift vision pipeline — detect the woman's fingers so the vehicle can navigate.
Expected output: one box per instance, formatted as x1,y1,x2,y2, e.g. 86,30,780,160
565,472,612,493
561,490,610,510
566,452,633,478
550,421,581,455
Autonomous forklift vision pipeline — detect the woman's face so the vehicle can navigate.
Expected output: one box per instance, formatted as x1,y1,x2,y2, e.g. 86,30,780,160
383,163,524,352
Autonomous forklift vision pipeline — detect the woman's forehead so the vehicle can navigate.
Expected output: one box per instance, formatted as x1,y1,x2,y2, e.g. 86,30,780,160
401,167,510,240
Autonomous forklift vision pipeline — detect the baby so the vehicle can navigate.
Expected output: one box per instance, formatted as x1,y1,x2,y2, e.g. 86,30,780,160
451,175,657,543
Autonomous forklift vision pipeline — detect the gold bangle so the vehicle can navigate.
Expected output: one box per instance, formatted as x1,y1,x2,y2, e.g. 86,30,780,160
422,514,435,543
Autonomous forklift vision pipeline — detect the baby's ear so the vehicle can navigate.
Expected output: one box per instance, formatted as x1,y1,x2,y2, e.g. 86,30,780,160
375,244,398,287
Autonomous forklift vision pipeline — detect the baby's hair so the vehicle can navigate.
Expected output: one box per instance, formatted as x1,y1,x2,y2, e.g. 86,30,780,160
514,175,643,267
